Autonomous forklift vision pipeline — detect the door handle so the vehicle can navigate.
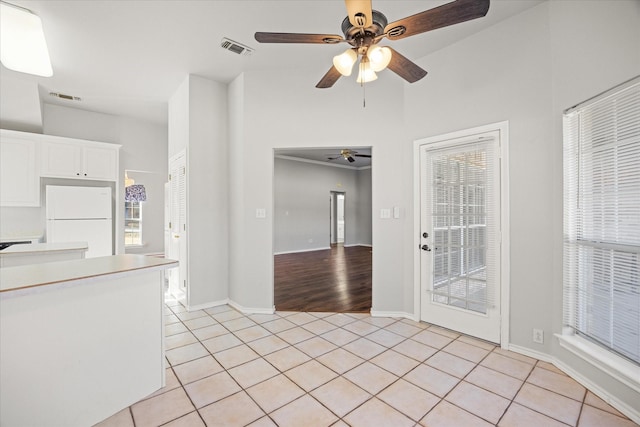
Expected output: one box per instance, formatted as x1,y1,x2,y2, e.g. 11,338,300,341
421,244,431,252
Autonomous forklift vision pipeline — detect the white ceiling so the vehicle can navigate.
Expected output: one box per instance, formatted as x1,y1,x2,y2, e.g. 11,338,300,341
1,0,543,129
276,147,373,168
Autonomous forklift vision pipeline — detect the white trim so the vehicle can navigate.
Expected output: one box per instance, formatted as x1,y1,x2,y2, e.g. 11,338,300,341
505,342,640,424
556,333,640,394
343,243,372,248
186,298,229,312
412,121,510,345
370,310,415,320
273,246,331,255
228,299,276,315
553,361,640,425
275,154,371,171
507,343,554,363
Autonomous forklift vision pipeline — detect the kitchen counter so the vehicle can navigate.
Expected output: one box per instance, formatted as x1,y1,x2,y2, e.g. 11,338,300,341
1,253,177,296
0,254,178,426
0,240,87,254
0,241,89,268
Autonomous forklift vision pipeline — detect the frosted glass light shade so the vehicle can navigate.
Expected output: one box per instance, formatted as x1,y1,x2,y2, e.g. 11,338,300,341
367,46,392,72
332,49,357,76
0,2,53,77
356,59,377,83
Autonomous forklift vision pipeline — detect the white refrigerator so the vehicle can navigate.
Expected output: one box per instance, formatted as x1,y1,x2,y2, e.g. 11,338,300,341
46,186,113,258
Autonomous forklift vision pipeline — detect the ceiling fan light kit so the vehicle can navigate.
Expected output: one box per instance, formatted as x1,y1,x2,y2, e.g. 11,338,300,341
254,0,490,89
356,57,377,84
333,49,357,76
367,45,392,72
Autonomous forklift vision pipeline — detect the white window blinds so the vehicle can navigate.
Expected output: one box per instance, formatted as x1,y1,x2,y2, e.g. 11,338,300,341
563,76,640,364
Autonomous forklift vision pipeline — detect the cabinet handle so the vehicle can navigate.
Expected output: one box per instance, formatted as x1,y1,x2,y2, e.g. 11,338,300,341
76,172,80,176
84,173,87,176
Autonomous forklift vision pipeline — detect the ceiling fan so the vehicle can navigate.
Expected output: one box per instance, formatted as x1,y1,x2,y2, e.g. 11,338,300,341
255,0,490,88
327,149,371,163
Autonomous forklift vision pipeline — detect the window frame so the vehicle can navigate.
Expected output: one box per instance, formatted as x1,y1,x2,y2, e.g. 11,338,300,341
560,76,640,393
124,200,143,247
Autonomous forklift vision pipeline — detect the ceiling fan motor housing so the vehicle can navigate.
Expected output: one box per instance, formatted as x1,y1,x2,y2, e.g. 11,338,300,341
341,10,388,49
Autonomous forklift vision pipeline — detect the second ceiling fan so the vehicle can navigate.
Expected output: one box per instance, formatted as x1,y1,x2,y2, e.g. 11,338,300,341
255,0,490,88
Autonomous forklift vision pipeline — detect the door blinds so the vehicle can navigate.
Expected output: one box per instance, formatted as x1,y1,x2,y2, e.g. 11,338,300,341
429,138,498,315
563,76,640,364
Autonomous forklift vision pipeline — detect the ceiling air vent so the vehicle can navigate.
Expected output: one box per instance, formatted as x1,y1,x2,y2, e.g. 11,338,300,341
49,92,81,101
221,38,253,56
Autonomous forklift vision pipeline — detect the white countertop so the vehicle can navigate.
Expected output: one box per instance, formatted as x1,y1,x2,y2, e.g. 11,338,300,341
0,241,88,255
0,254,178,295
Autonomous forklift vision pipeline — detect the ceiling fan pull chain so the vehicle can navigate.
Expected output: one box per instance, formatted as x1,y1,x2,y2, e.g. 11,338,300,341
360,60,366,108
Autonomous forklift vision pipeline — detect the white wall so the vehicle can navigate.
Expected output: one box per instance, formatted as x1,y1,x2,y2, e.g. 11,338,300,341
42,104,168,255
228,67,406,312
405,0,555,350
273,157,371,254
356,168,372,247
547,0,640,416
404,0,640,416
168,75,229,308
1,104,168,255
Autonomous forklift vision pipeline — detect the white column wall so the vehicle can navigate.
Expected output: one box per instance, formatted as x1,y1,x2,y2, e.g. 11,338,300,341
228,68,406,312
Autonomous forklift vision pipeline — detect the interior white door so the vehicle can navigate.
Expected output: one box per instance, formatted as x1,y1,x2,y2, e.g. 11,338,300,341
420,132,502,343
168,152,187,302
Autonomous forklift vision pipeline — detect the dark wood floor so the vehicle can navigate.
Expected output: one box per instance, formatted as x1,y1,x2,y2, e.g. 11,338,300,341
274,245,372,313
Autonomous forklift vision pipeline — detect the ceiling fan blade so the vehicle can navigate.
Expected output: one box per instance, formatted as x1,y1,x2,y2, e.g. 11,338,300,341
255,32,344,44
347,156,356,163
354,154,371,158
386,47,428,83
345,0,373,28
316,66,342,88
384,0,490,41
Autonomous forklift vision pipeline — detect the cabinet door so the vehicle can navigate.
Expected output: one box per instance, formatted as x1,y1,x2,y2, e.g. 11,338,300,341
0,138,40,207
83,146,117,181
41,142,82,178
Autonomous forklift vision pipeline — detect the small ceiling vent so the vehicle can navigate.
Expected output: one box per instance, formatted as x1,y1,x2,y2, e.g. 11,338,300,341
221,38,253,56
49,92,81,101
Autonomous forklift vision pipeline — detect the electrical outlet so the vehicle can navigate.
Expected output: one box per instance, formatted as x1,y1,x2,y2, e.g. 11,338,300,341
533,328,544,344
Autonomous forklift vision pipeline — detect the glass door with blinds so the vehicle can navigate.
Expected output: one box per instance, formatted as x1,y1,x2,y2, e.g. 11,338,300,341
419,131,502,343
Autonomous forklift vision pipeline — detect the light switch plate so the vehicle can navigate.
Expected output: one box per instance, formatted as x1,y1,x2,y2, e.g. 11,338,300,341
393,207,400,219
256,208,266,219
380,208,391,219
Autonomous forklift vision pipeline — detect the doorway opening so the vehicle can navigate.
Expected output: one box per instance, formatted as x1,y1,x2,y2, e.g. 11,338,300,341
273,147,372,312
330,191,346,245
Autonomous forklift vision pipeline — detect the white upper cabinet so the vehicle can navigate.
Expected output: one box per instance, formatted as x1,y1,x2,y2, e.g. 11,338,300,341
0,132,40,207
0,129,121,207
41,139,119,181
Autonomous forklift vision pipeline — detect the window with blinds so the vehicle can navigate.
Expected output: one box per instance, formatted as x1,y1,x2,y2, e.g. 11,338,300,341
563,76,640,365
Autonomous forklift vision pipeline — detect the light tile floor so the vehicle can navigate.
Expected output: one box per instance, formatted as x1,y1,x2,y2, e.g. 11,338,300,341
96,302,638,427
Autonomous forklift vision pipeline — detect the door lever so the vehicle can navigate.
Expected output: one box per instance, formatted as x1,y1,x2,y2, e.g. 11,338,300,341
421,244,432,252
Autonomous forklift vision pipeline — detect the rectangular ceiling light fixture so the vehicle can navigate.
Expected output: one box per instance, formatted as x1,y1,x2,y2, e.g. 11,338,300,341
0,1,53,77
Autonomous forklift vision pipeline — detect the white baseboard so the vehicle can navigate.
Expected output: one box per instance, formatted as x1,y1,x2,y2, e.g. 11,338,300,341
554,357,640,425
507,344,554,363
370,310,414,320
507,343,640,424
273,246,330,255
228,299,275,315
186,298,229,312
344,243,372,248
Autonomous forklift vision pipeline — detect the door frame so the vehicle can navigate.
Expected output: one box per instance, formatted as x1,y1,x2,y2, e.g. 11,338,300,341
413,121,510,346
330,191,346,245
